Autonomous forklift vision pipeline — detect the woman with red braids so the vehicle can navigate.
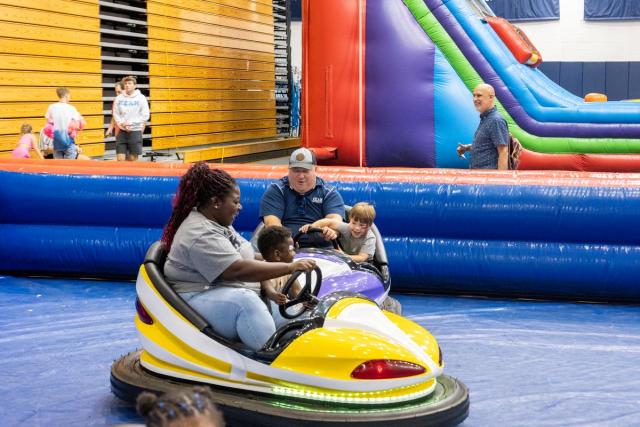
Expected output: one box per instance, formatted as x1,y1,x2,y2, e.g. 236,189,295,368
162,162,316,351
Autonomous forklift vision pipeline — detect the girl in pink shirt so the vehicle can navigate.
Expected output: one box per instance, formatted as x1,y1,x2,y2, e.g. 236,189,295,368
11,124,42,159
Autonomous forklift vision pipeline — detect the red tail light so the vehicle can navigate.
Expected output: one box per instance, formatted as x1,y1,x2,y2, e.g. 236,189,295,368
351,360,425,380
136,298,153,325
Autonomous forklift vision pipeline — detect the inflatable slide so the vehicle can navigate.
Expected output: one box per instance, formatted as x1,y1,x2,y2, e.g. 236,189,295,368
303,0,640,171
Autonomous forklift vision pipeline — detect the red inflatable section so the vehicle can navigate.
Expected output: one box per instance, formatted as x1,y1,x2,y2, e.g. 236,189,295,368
486,17,542,67
519,149,640,172
302,0,365,166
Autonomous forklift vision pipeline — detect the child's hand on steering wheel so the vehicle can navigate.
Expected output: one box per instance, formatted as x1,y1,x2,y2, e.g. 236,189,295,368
299,224,312,234
321,226,337,241
272,292,287,305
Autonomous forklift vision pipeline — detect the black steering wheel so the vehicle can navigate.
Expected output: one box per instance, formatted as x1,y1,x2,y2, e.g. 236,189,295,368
293,227,341,250
279,265,323,319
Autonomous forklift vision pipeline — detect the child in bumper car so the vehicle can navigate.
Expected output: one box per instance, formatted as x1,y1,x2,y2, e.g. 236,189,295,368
300,202,377,263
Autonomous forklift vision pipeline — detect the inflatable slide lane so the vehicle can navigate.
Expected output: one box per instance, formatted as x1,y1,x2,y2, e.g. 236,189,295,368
303,0,640,171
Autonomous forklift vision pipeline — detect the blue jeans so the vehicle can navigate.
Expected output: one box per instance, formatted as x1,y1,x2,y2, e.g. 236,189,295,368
181,287,275,351
269,300,289,329
53,144,78,159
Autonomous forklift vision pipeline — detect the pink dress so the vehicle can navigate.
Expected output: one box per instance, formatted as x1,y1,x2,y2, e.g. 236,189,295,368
11,134,34,158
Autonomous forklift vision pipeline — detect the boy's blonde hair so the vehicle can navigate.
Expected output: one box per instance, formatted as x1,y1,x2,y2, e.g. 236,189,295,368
349,202,376,225
20,123,33,135
122,75,137,85
56,87,70,99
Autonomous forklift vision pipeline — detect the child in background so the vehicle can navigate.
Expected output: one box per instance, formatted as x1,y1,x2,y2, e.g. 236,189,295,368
105,81,125,137
45,87,84,159
300,202,377,263
11,124,42,159
113,75,149,161
136,386,225,427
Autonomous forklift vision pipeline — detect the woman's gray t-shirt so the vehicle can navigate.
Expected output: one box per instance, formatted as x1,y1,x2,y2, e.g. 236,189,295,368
164,209,259,293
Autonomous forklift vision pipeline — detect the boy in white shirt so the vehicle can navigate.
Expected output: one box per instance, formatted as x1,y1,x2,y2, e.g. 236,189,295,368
113,76,149,162
45,87,83,159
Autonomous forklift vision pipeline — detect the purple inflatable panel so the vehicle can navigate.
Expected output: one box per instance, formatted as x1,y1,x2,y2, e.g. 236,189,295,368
365,0,436,167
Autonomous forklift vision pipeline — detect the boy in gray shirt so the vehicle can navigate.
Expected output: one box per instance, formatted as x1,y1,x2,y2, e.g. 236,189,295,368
300,202,377,263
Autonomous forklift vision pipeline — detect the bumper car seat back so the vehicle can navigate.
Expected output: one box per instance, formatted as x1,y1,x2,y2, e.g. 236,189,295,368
142,241,324,363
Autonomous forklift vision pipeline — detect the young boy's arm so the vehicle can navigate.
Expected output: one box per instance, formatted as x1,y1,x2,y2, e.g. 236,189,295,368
349,253,371,263
261,279,287,305
350,233,377,263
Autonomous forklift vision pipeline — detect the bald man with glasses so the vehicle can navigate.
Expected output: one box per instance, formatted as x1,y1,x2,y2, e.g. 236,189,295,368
457,83,509,170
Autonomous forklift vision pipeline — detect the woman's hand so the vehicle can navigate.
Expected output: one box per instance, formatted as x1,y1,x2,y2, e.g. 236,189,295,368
288,259,316,274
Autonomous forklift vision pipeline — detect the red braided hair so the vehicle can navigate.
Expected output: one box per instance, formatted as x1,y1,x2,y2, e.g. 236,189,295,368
161,162,236,250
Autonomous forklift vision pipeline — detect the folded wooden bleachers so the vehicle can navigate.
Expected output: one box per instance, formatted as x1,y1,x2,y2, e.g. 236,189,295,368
0,0,104,158
147,0,282,157
0,0,292,161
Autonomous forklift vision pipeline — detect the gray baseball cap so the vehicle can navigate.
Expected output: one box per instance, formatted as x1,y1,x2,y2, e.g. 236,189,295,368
288,148,317,170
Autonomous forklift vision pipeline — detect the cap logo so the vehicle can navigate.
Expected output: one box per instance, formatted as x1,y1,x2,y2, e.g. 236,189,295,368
296,153,305,161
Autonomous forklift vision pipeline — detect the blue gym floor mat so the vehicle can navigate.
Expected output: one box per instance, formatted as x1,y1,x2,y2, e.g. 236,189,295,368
1,276,639,426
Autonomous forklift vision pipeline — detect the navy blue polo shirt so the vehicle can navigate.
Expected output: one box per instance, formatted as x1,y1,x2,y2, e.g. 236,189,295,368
260,176,345,247
470,106,509,169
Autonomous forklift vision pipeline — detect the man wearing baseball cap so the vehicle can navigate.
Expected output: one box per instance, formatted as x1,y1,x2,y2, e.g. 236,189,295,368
260,148,345,247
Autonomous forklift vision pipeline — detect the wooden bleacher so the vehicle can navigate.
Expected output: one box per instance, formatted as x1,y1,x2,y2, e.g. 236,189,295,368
148,0,282,161
0,0,104,158
177,137,300,163
0,0,290,161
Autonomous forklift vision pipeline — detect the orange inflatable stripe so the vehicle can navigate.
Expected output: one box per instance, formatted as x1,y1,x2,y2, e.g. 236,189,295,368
2,159,640,188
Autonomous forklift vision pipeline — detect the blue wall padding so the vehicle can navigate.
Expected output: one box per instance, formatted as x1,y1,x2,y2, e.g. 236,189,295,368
539,62,560,85
582,62,607,96
539,61,640,101
1,171,639,301
559,62,584,100
605,62,630,101
630,63,640,99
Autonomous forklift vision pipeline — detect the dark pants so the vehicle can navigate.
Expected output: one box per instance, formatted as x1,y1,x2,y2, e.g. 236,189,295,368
116,131,143,155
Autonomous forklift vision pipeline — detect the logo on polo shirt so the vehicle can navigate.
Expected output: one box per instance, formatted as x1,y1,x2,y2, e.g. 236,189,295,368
311,197,323,204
